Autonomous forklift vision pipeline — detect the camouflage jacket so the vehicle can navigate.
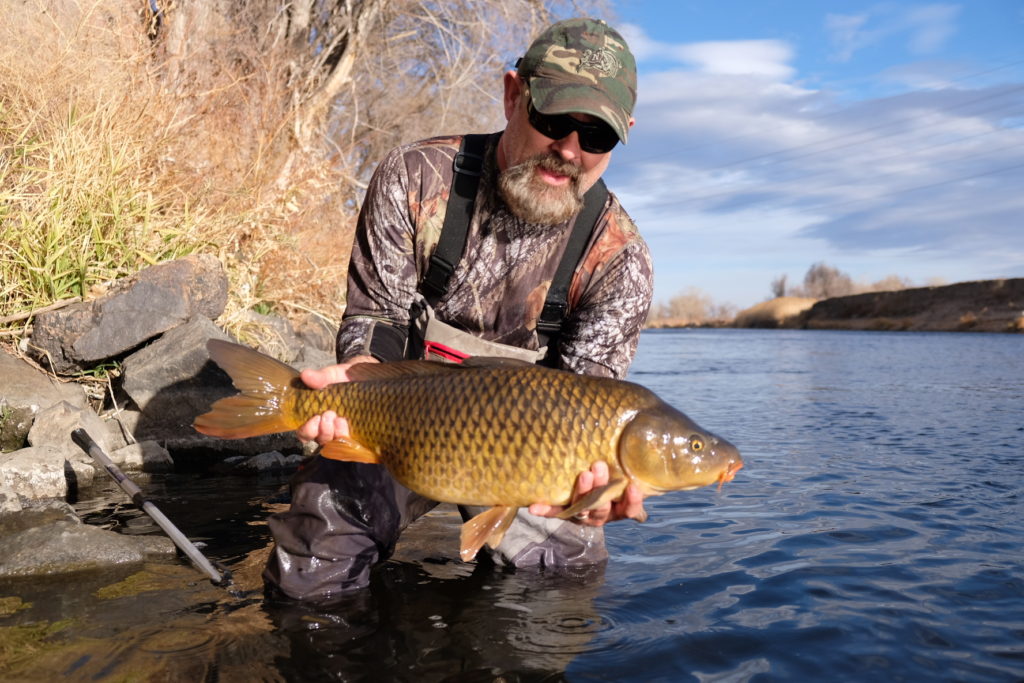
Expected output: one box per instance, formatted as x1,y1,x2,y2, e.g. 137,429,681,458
337,133,653,378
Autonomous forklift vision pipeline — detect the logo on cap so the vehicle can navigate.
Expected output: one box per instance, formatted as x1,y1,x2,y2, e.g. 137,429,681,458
578,48,622,77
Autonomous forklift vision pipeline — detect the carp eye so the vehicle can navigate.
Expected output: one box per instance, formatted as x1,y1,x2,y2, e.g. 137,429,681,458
690,436,705,452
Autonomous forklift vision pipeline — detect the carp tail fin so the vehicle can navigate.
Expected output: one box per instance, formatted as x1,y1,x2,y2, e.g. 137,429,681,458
193,340,303,439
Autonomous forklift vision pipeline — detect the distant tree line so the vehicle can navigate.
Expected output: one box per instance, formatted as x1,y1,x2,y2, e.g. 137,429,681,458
646,262,944,327
770,262,937,300
645,287,737,327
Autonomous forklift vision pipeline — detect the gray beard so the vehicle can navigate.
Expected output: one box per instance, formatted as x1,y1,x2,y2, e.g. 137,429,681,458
497,154,584,228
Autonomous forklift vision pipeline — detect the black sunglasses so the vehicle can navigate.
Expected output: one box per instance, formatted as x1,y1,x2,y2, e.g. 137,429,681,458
526,100,620,154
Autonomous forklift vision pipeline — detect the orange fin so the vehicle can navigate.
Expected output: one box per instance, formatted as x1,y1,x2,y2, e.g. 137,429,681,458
555,479,628,520
460,356,535,369
321,438,381,464
459,505,517,561
193,340,302,439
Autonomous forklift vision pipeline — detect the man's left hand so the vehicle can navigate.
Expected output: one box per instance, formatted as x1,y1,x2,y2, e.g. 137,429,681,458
528,461,645,526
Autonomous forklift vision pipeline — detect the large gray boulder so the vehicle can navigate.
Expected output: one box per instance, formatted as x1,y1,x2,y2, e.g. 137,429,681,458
120,318,301,454
28,254,229,373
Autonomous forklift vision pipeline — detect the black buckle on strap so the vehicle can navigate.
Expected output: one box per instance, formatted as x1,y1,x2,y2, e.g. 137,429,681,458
536,302,566,334
421,254,456,299
453,150,484,177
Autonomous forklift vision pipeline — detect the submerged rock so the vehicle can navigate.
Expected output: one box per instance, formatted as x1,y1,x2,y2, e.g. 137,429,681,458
0,520,147,577
108,441,174,473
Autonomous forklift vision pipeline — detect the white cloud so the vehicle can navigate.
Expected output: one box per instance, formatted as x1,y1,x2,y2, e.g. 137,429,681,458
674,41,796,80
826,4,962,63
905,4,961,54
607,22,1024,308
620,23,796,80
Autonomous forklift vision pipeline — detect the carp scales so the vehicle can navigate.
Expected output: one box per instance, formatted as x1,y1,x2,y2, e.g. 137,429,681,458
194,340,743,561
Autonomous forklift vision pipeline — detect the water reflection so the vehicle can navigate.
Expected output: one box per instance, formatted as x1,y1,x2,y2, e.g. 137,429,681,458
267,553,609,681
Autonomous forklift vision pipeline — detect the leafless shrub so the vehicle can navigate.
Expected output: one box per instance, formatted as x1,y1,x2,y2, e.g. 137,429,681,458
647,287,736,327
1,0,606,329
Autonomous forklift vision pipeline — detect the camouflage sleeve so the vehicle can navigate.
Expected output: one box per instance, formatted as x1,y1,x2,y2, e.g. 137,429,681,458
558,229,653,379
336,146,421,361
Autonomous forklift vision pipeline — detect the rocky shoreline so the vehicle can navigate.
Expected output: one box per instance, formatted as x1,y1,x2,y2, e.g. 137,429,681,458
0,254,334,580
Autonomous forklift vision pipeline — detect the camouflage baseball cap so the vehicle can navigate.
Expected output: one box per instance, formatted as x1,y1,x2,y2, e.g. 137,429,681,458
517,18,637,144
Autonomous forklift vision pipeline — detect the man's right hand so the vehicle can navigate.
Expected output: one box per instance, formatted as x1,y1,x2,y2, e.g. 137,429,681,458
296,355,378,446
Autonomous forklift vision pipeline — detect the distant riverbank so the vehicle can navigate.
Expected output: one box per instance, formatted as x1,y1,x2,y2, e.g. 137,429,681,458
649,278,1024,333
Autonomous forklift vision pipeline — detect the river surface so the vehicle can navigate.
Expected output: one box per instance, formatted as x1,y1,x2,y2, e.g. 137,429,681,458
1,329,1022,681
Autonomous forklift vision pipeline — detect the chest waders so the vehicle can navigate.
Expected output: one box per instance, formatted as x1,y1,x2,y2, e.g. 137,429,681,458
411,134,611,563
412,133,609,365
262,136,614,599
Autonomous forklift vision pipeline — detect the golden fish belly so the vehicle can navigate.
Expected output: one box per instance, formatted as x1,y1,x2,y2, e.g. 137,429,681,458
305,366,649,507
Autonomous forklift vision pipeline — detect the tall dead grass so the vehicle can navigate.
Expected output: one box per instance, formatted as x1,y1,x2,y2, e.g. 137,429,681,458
0,1,352,340
0,0,605,344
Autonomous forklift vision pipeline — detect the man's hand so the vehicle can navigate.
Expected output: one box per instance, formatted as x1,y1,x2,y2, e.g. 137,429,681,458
296,355,377,446
528,461,646,527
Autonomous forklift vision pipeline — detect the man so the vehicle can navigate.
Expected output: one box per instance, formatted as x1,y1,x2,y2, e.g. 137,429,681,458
264,17,653,601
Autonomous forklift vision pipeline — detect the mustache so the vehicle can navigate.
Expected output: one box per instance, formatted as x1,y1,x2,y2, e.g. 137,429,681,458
519,153,582,182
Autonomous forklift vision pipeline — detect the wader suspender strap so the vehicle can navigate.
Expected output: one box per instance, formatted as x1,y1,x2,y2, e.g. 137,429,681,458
536,179,607,359
417,133,608,362
420,134,488,306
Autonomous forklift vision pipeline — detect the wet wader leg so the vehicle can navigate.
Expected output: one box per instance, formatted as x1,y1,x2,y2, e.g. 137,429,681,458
264,456,438,600
458,505,609,568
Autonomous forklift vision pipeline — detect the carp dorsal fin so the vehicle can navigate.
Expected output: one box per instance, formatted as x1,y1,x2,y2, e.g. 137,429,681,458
345,360,460,381
321,437,381,464
459,356,535,369
459,505,518,561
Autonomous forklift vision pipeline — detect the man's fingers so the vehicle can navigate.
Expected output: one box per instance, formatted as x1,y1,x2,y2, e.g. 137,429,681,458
329,415,352,440
615,483,646,521
574,470,595,498
297,414,321,443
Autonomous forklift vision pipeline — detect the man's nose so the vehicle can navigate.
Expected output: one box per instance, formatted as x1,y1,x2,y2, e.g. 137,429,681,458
551,131,582,162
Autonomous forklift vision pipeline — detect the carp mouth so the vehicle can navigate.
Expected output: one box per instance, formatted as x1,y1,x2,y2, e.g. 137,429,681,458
716,460,744,491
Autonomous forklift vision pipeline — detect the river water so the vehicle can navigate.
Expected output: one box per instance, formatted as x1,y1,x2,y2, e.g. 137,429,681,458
1,329,1022,681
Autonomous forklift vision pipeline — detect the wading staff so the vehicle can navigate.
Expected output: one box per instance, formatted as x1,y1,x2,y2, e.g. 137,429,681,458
70,428,230,586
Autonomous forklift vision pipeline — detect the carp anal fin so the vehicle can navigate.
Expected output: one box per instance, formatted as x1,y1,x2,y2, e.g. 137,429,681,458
321,438,381,464
460,505,517,561
555,479,629,520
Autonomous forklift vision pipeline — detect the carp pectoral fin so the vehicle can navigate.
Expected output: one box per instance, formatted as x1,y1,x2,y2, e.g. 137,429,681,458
321,438,380,464
459,505,517,562
555,479,628,520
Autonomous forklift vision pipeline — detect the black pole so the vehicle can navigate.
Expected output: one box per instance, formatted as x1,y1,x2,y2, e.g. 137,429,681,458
71,428,229,586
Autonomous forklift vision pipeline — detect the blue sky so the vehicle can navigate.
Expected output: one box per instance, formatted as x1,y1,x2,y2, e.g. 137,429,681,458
602,1,1024,309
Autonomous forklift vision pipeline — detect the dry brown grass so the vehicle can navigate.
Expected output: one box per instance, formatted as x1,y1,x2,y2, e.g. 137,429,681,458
0,1,355,339
1,1,607,349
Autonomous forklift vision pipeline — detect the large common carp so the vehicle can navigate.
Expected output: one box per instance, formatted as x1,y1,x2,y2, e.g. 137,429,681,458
194,340,743,561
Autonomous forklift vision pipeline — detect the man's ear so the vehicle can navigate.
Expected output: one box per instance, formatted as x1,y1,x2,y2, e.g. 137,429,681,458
502,70,522,122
